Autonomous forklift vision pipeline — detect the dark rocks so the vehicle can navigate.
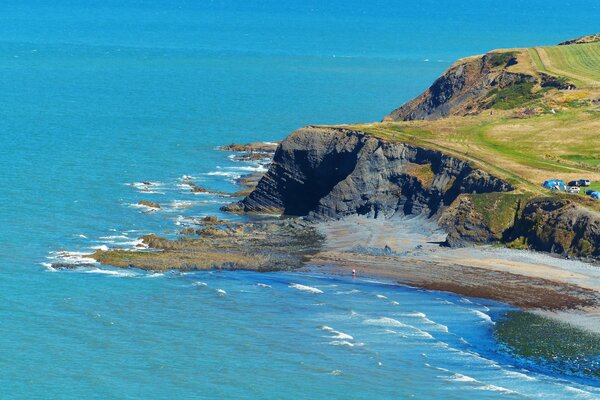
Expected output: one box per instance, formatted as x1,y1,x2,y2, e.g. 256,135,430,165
180,228,196,235
219,142,278,153
383,51,540,121
137,200,161,209
226,127,512,219
509,198,600,258
558,34,600,46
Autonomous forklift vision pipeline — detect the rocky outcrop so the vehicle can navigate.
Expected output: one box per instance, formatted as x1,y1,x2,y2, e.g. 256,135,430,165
509,198,600,259
384,51,538,121
137,200,161,209
441,194,600,259
558,34,600,46
225,127,513,219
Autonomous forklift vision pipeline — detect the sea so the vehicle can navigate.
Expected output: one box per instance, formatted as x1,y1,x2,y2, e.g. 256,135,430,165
1,1,599,398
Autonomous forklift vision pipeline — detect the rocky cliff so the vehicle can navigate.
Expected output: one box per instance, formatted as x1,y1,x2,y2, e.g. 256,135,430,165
225,126,513,219
226,126,600,261
383,51,539,121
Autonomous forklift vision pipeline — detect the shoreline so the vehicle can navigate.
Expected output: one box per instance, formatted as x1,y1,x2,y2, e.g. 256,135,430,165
307,215,600,333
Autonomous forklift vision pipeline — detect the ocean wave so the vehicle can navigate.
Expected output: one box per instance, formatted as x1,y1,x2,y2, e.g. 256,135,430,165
256,283,272,288
224,165,268,172
320,325,354,340
99,235,129,240
81,267,138,277
129,203,160,212
564,386,596,398
205,171,240,177
502,370,537,382
399,312,449,332
192,281,208,287
448,373,478,383
471,310,495,325
477,384,519,395
334,289,361,295
328,340,364,347
216,289,227,295
363,317,411,328
145,273,165,278
289,283,323,294
375,294,387,299
48,250,98,266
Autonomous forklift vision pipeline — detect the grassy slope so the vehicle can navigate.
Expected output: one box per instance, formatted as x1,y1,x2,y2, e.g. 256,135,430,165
338,41,600,214
531,42,600,88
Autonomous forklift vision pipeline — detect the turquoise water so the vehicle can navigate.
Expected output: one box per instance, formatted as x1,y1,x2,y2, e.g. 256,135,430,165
1,1,599,398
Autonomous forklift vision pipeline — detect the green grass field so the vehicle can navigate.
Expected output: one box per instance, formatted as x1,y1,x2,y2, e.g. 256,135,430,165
530,42,600,87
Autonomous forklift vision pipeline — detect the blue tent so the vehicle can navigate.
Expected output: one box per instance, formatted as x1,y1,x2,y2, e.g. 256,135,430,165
543,179,566,191
589,191,600,200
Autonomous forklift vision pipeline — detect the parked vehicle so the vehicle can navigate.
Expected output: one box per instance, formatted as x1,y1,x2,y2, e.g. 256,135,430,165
577,179,591,187
567,186,581,194
586,190,596,196
568,180,578,187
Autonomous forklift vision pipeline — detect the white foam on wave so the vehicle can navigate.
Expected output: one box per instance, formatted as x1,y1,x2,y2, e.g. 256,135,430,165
320,326,354,340
401,312,427,318
48,250,99,266
75,234,88,239
192,281,208,287
329,340,364,347
99,235,128,240
224,165,268,173
82,268,138,277
390,301,399,305
129,203,160,212
205,171,240,178
257,283,271,288
328,370,342,376
448,373,478,383
91,245,110,251
216,289,227,295
364,317,436,339
444,373,519,395
375,294,387,299
363,317,411,328
399,312,449,332
145,273,164,278
478,384,519,395
471,310,495,325
335,289,361,295
502,370,537,382
564,386,596,398
289,283,323,294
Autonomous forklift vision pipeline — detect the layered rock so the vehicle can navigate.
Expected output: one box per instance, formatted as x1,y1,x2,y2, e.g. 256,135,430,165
383,51,537,121
226,126,512,219
510,198,600,259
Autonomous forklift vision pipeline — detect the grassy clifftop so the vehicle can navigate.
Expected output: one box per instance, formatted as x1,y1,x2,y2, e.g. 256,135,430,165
346,38,600,208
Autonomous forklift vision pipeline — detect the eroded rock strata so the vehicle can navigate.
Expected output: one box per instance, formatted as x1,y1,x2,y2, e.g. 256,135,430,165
226,126,512,218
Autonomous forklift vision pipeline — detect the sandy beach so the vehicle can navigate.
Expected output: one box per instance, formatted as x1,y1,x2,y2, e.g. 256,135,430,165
307,215,600,332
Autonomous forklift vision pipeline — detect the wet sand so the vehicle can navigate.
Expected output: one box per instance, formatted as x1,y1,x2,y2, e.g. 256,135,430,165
307,215,600,332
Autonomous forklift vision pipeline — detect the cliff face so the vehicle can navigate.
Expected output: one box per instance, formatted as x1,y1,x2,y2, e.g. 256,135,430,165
228,127,513,219
227,126,600,261
384,52,537,121
511,199,600,259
